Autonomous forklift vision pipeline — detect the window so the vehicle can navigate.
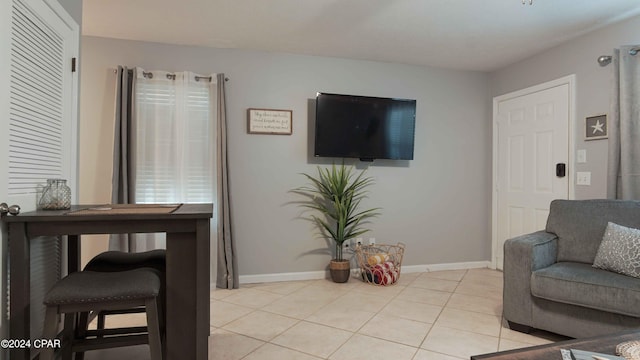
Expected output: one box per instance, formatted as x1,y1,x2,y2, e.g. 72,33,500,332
134,70,216,205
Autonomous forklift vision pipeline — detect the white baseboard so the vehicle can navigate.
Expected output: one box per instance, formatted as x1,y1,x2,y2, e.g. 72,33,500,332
238,261,491,284
239,270,329,284
404,261,492,274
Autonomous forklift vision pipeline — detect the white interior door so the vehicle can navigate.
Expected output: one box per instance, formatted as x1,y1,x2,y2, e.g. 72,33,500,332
0,0,78,351
493,76,574,270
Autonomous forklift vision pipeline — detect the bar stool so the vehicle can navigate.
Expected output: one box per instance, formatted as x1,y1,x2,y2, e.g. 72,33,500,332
41,268,163,360
82,250,166,332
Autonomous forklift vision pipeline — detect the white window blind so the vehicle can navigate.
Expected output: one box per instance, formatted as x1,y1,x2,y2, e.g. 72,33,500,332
134,70,216,205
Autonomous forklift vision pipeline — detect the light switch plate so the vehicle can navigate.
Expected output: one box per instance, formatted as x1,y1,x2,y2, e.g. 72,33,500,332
576,172,591,185
577,149,586,163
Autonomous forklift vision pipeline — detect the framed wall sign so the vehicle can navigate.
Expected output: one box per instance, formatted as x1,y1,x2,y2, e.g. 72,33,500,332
247,108,292,135
585,114,607,140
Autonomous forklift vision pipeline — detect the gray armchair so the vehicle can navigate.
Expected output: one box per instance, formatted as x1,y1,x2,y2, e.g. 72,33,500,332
503,199,640,338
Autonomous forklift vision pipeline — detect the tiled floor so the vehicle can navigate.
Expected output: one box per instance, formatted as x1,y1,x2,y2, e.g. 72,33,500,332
85,268,566,360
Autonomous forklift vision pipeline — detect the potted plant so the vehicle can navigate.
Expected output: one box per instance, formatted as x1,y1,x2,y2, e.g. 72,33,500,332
293,163,380,283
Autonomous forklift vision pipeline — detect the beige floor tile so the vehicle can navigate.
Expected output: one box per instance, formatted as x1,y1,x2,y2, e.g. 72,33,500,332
210,288,234,300
380,298,443,323
329,334,417,360
460,272,503,290
305,304,376,332
412,349,465,360
435,308,502,337
421,326,499,359
358,313,432,347
397,286,452,306
410,275,459,292
210,300,254,327
422,270,467,282
465,268,503,279
446,293,502,316
94,313,146,329
222,310,299,341
220,288,284,308
454,281,503,301
395,271,421,286
209,328,265,360
298,280,354,299
261,292,336,319
326,290,392,313
271,321,353,358
242,343,323,360
352,281,405,298
248,280,313,295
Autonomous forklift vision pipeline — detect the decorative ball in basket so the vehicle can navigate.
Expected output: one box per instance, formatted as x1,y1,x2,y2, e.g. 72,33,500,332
356,243,405,286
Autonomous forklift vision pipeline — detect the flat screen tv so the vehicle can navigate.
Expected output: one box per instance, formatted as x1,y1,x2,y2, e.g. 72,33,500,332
314,93,416,161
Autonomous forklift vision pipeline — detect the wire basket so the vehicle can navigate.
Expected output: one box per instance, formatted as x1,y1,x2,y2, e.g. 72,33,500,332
356,243,405,286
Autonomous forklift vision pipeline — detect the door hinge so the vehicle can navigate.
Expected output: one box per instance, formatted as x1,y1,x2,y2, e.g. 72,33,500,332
71,57,77,73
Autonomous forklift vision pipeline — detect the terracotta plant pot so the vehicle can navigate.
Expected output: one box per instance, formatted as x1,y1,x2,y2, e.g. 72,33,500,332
329,259,350,283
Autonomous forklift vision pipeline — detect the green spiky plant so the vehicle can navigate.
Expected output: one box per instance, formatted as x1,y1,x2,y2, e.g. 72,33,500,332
294,163,381,261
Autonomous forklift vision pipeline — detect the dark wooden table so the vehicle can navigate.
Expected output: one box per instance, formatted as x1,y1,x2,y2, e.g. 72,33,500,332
3,204,212,360
471,329,640,360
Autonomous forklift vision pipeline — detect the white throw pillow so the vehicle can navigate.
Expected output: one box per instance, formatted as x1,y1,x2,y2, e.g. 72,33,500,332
593,222,640,278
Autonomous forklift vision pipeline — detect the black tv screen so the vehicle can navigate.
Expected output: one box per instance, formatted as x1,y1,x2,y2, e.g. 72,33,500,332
314,93,416,161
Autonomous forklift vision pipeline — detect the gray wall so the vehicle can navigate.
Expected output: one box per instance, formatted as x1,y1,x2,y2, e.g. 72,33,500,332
79,36,492,276
490,15,640,200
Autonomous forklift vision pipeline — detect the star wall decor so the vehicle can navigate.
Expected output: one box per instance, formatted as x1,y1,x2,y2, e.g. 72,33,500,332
585,114,608,140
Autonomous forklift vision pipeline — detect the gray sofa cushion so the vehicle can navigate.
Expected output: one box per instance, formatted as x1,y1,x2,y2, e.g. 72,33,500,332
531,262,640,317
546,199,640,263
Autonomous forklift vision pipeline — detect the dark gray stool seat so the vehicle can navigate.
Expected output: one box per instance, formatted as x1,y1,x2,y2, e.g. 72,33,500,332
83,250,167,339
41,269,163,360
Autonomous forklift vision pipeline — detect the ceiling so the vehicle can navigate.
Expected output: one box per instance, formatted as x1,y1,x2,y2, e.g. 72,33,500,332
82,0,640,72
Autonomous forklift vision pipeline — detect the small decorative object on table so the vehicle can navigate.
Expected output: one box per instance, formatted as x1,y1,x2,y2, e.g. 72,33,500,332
617,340,640,360
356,243,405,286
38,178,71,210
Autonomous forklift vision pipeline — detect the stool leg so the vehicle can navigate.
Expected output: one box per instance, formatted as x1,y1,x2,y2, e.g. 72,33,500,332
74,311,90,360
145,298,163,360
97,311,106,338
62,313,76,360
41,306,59,360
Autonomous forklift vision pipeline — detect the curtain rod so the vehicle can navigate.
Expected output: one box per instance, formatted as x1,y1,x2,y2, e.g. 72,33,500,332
142,71,229,82
597,46,640,67
115,68,229,82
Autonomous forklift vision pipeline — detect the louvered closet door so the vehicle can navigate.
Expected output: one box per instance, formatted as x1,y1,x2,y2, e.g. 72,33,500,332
0,0,79,353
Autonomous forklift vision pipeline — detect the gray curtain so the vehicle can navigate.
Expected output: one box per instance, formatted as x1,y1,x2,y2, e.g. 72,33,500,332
216,73,238,289
110,66,137,251
607,46,640,200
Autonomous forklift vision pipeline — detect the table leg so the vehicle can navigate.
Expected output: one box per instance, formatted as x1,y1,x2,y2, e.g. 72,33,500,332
8,223,31,360
67,235,81,274
196,219,210,358
165,221,210,360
